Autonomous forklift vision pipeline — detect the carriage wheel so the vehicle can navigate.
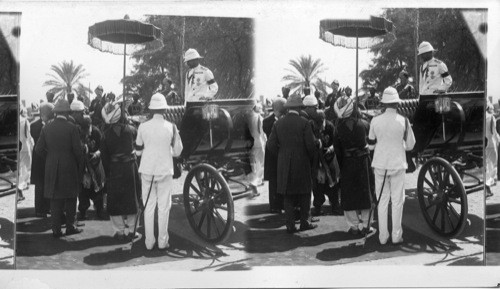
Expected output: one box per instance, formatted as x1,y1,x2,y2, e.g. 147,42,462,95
183,164,234,244
417,157,468,238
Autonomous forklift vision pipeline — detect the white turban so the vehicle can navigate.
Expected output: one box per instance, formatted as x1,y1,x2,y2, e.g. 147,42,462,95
334,95,354,119
101,103,121,124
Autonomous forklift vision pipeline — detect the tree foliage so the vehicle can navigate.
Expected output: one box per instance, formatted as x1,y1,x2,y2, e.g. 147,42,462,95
43,60,92,102
360,8,486,94
282,54,329,95
0,28,18,95
125,16,254,104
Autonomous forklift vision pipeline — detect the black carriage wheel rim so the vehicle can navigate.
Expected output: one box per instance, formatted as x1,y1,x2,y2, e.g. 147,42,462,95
183,164,234,243
417,158,467,237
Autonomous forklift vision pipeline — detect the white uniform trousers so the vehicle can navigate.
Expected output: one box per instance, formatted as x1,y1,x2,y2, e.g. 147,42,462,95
248,146,265,187
110,214,136,235
141,174,173,250
344,209,371,231
375,168,406,244
486,146,497,186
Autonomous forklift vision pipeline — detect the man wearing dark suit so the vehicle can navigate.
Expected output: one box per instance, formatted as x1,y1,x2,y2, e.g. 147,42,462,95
267,94,318,233
31,103,55,217
35,99,84,238
263,97,286,213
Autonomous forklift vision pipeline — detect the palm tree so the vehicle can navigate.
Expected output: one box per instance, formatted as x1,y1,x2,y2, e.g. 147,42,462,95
282,55,328,94
43,60,90,102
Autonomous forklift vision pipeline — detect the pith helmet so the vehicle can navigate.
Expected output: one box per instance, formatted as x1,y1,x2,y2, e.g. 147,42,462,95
149,92,168,110
418,41,436,55
184,48,203,62
380,87,401,104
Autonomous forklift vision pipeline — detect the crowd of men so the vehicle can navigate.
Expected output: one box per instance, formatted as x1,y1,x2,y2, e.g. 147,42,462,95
258,40,452,245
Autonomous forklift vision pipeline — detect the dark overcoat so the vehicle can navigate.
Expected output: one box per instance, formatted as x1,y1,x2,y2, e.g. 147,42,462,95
30,118,44,185
333,116,374,211
35,117,84,199
100,123,141,216
267,111,316,195
263,113,276,181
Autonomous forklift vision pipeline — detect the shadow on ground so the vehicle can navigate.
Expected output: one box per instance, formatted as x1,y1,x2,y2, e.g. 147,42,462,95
16,199,245,270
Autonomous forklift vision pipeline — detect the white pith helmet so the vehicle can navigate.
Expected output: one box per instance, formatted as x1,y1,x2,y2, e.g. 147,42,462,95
418,41,435,55
149,92,168,110
380,87,401,104
184,48,203,62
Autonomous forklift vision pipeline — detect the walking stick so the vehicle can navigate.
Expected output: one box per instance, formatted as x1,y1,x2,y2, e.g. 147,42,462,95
363,170,387,247
129,175,155,252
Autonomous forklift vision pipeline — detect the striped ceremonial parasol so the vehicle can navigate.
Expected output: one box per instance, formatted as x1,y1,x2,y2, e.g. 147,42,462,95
88,15,164,104
320,16,395,99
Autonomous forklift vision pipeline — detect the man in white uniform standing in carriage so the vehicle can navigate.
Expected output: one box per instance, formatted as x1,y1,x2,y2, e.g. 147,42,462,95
183,48,219,102
418,41,453,95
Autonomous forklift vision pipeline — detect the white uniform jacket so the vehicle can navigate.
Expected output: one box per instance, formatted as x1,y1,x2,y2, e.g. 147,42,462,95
135,114,183,176
419,57,452,95
184,64,218,102
368,108,416,170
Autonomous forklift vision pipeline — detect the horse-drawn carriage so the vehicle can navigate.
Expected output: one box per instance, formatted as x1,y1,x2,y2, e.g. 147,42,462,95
362,91,484,238
162,99,257,244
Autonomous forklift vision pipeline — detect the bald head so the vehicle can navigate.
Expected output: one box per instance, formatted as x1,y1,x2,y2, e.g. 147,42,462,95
40,102,55,122
272,97,287,117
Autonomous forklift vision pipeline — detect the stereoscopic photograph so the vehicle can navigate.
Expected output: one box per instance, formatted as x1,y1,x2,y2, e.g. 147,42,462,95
2,0,500,287
0,12,20,270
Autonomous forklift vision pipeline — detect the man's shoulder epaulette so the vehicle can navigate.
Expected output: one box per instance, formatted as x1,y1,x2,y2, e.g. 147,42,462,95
433,58,442,64
199,65,208,71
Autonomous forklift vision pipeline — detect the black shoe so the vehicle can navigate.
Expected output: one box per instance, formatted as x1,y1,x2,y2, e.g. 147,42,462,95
299,223,317,231
311,208,324,217
52,230,63,238
270,208,282,214
286,226,298,234
65,227,83,236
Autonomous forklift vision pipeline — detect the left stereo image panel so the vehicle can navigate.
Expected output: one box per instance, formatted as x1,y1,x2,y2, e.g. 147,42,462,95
0,12,21,269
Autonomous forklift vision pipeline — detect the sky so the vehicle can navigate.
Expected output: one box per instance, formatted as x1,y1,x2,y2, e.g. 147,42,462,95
5,1,500,106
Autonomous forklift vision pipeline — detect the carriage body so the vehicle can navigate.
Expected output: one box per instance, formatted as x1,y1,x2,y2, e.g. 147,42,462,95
0,95,18,197
163,99,257,244
362,91,485,237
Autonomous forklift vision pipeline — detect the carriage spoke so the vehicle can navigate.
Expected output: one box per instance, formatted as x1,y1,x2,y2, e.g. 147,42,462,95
428,169,440,190
443,206,456,230
212,206,227,225
206,208,212,239
424,178,438,192
190,183,202,196
432,206,440,223
447,203,460,220
197,209,207,231
210,206,222,237
440,206,446,232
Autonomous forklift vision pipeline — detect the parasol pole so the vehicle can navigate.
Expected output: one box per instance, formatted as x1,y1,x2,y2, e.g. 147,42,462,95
123,35,127,112
355,28,359,102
